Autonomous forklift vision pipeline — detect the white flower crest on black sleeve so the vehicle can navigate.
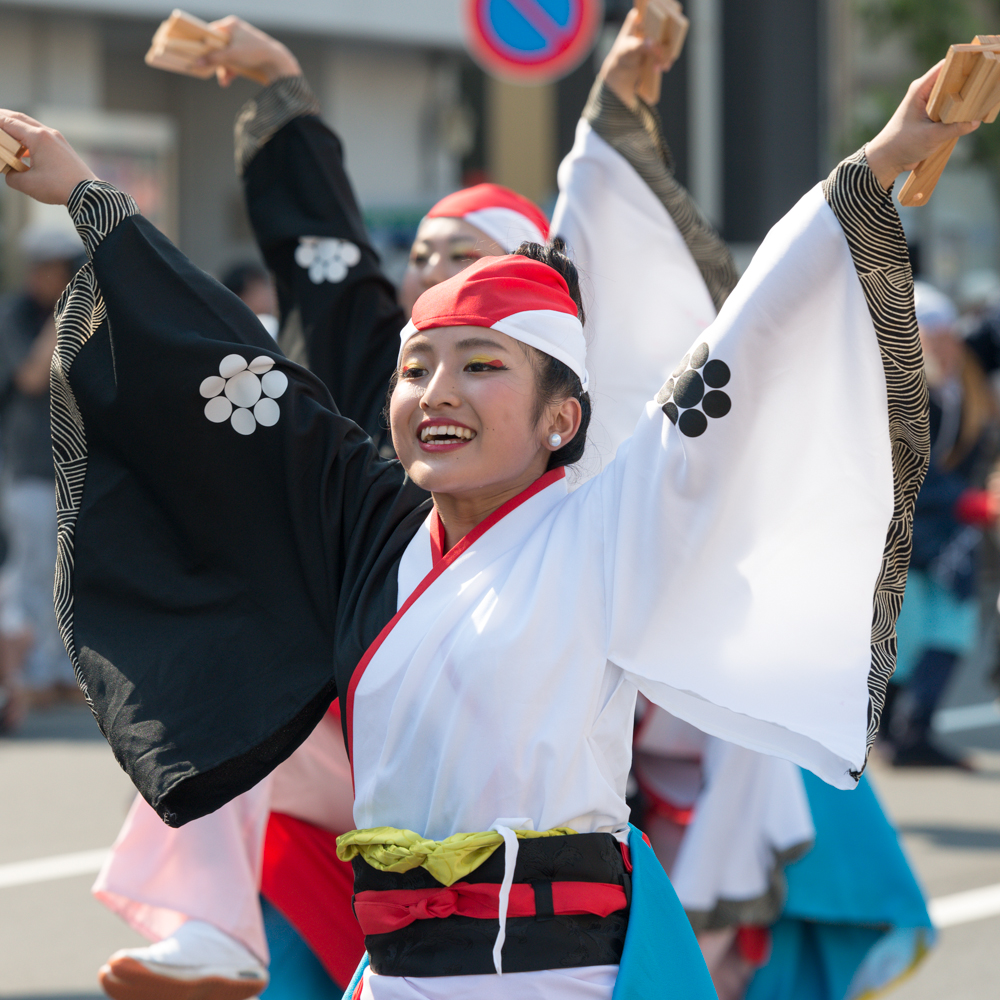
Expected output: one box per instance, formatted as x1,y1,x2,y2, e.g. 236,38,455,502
294,237,362,284
200,354,289,435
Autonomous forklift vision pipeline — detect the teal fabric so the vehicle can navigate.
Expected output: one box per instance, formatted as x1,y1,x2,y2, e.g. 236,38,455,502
341,953,369,1000
613,824,717,1000
746,921,884,1000
260,896,343,1000
745,773,933,1000
784,773,931,927
894,569,978,681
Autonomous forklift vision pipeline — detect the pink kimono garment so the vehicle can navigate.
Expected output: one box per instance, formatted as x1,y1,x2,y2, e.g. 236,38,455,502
93,708,355,965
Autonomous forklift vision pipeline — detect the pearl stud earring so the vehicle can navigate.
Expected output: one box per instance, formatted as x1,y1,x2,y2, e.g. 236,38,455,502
549,433,562,448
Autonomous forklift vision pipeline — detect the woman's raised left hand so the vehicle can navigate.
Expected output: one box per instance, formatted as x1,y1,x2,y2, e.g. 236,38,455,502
866,61,981,190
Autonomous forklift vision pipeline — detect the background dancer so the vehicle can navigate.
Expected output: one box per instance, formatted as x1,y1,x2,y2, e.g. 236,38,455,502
0,226,86,731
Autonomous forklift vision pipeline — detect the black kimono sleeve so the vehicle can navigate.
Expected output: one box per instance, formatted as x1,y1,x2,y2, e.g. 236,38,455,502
237,77,404,453
55,180,427,825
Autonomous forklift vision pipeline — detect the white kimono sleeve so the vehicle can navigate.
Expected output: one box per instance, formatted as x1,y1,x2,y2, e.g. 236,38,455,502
601,150,927,789
552,118,718,472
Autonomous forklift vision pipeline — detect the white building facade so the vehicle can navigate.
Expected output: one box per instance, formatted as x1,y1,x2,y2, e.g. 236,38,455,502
0,1,469,281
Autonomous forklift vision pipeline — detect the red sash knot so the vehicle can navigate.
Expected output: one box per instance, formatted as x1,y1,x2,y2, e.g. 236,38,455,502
353,880,628,936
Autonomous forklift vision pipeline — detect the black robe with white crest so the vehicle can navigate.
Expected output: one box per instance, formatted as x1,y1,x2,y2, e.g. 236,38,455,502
237,75,403,454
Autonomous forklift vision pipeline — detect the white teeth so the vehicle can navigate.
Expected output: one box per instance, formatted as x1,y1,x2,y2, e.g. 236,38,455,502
420,425,476,442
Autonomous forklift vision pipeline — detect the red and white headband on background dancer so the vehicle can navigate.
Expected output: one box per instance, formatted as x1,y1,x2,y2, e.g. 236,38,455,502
425,183,550,253
400,254,589,390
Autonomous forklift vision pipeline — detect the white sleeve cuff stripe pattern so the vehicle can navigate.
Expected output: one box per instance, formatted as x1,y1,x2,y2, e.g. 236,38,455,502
822,149,929,775
68,180,139,260
54,180,141,700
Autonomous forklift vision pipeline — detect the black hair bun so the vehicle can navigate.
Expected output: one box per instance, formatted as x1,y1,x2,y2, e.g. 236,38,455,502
514,239,585,326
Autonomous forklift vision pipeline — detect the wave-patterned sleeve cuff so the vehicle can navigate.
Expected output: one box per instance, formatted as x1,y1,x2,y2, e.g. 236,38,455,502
584,77,674,175
583,79,738,312
68,180,140,260
822,148,930,770
821,148,915,300
234,75,322,176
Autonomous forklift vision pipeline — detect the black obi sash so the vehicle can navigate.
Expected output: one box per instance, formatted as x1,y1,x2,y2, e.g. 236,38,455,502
351,831,630,977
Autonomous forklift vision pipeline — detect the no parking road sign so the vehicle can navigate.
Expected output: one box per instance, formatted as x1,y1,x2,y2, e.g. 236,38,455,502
465,0,605,83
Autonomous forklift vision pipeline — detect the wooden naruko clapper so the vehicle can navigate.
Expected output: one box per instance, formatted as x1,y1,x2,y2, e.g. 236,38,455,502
899,36,1000,207
145,9,269,85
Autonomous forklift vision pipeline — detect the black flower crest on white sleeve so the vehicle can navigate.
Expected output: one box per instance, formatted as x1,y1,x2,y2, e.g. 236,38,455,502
200,354,288,435
657,342,732,438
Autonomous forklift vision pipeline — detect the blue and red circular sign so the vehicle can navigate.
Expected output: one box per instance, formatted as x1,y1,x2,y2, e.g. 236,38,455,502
465,0,605,83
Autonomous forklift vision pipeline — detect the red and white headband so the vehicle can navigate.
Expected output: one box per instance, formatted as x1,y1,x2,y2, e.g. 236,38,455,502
400,255,588,390
425,184,549,254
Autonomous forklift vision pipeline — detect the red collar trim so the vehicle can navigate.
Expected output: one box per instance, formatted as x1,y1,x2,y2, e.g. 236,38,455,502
428,509,447,568
426,467,565,568
346,466,566,781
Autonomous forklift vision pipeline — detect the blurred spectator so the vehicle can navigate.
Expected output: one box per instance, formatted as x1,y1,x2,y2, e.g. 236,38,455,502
964,279,1000,374
220,261,278,339
887,282,1000,768
0,225,85,732
956,269,1000,321
965,288,1000,699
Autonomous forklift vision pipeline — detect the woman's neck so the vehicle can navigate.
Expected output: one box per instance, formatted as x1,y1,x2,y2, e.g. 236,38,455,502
432,464,550,552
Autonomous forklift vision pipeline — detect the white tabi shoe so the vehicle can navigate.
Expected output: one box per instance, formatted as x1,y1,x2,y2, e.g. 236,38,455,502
99,919,269,1000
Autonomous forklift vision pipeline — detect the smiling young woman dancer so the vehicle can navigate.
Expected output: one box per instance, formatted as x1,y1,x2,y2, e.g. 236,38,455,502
90,18,552,1000
6,54,971,998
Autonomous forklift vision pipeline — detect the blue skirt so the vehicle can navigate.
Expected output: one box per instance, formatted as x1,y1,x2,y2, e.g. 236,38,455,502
894,569,978,681
745,772,934,1000
261,896,343,1000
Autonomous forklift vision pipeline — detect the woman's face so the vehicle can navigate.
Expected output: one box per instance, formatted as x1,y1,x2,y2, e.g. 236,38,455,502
398,217,506,317
390,326,581,499
920,327,963,386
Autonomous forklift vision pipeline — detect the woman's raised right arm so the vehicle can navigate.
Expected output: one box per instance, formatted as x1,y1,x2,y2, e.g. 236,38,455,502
598,63,976,791
4,112,427,826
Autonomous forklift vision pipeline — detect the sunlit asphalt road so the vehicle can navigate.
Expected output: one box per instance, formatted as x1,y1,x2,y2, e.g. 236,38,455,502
2,653,999,1000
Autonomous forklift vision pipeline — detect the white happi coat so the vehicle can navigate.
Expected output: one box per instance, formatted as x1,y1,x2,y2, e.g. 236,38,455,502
349,181,891,851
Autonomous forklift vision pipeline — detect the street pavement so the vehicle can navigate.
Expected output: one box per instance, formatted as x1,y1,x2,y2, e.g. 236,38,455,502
1,705,144,998
873,631,1000,1000
2,656,999,999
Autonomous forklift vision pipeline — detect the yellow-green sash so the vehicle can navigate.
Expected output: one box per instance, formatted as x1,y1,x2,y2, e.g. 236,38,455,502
336,826,577,887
